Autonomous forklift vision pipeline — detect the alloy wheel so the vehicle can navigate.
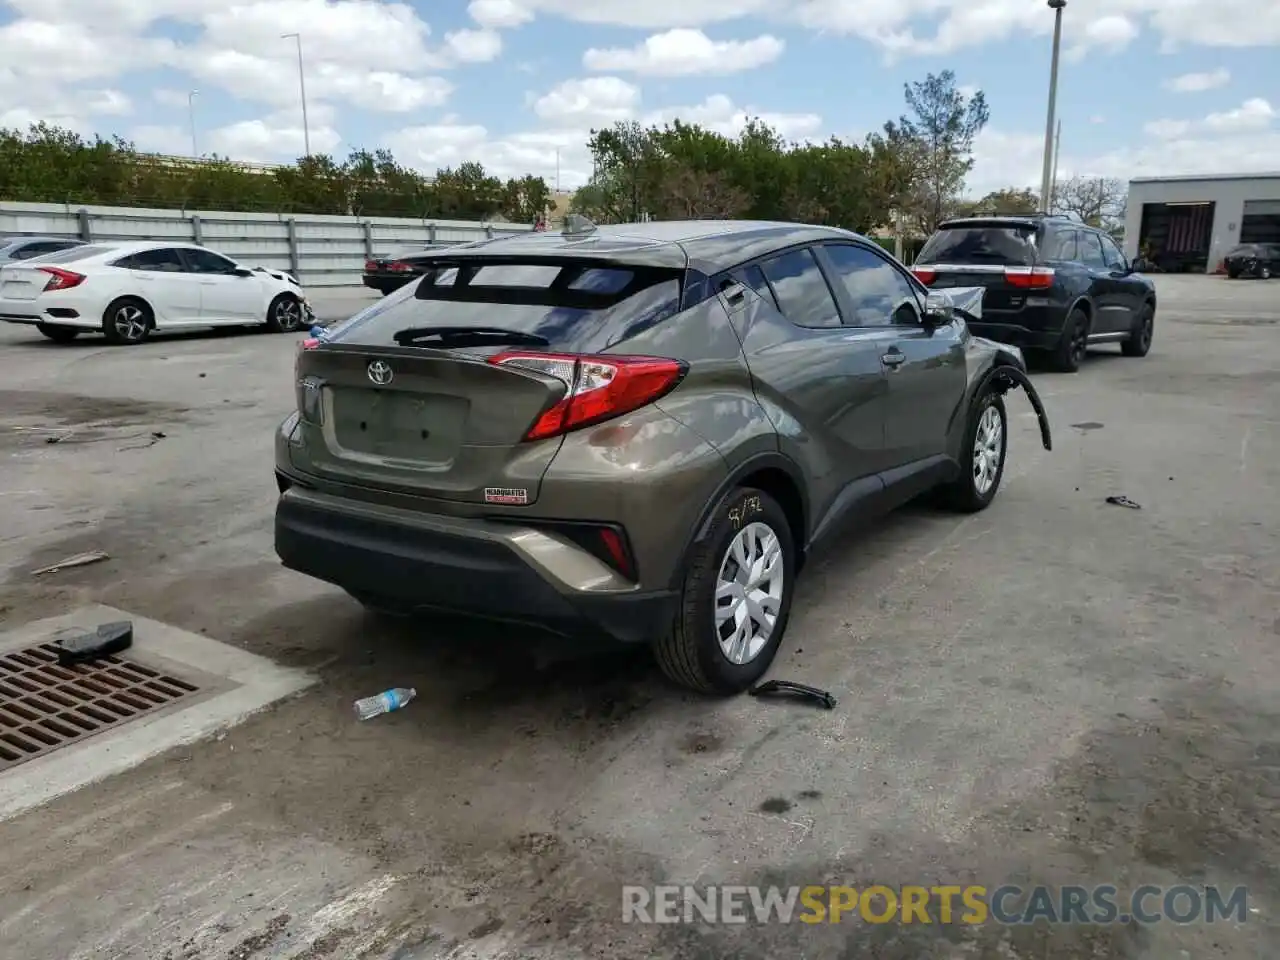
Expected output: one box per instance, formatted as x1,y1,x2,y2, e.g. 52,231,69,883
715,521,785,666
274,297,302,331
1070,318,1088,366
113,305,148,341
972,404,1005,496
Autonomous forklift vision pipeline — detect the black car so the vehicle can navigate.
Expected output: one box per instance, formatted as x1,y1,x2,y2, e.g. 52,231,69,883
911,214,1156,372
362,244,457,295
1223,243,1280,280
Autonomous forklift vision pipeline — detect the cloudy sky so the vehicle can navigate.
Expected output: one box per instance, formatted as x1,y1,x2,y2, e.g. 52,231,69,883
1,0,1277,196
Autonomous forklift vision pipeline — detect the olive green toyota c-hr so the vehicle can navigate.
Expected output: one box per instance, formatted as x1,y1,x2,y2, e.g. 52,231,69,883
274,219,1052,694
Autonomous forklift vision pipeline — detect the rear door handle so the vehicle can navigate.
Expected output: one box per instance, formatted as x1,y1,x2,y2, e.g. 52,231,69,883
881,350,906,369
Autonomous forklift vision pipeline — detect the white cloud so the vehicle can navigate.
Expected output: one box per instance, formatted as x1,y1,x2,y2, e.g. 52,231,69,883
1144,119,1192,139
1166,68,1231,93
583,28,784,76
1065,14,1139,61
468,0,534,29
641,94,822,141
1204,97,1275,132
533,77,641,127
446,28,504,63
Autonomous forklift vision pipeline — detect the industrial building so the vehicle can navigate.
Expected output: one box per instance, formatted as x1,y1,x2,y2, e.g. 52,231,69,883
1123,172,1280,274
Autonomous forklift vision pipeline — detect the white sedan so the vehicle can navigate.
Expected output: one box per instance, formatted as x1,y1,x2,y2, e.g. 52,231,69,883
0,240,314,345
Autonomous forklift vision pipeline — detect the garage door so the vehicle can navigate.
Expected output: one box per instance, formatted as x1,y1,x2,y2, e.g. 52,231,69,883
1241,199,1280,245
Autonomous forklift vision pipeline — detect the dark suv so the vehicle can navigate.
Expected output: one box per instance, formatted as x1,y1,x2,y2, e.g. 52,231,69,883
911,215,1157,372
275,220,1051,695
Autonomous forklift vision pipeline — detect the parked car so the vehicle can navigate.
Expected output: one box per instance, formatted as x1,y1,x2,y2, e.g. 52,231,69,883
274,219,1052,695
363,245,455,295
911,214,1157,372
1223,243,1280,279
0,236,86,263
0,241,313,344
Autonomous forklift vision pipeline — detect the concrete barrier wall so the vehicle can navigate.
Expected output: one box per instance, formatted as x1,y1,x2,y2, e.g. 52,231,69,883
0,201,534,288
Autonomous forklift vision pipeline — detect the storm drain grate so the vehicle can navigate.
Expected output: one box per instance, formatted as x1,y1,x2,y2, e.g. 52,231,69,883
0,641,199,771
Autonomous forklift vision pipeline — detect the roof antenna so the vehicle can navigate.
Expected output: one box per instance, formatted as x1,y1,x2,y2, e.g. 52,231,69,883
562,214,598,238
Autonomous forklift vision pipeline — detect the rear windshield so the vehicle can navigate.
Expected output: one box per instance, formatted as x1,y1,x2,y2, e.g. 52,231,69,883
917,225,1040,266
21,244,111,264
1228,245,1263,257
329,259,685,353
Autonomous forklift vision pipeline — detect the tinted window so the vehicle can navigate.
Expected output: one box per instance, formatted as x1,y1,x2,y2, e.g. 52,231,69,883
117,248,185,271
727,264,779,310
1099,234,1126,270
181,248,239,274
12,240,73,259
1078,232,1106,268
917,224,1040,266
759,248,841,329
1042,230,1078,261
333,259,684,354
26,244,110,264
822,244,921,327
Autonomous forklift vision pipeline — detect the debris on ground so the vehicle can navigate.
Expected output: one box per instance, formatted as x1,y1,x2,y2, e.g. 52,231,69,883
354,687,417,720
44,432,74,444
56,620,134,665
1105,496,1142,510
32,550,110,576
119,431,167,451
749,679,837,710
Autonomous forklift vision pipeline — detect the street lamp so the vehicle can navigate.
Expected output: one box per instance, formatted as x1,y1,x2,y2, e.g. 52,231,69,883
188,90,199,158
281,32,312,157
1039,0,1067,213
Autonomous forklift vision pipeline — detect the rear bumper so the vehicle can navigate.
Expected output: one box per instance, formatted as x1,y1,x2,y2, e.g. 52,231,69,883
362,274,414,294
274,487,677,645
967,319,1063,351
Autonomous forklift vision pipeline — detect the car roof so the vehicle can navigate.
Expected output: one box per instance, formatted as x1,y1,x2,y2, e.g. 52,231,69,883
84,240,220,259
414,220,868,273
937,214,1088,231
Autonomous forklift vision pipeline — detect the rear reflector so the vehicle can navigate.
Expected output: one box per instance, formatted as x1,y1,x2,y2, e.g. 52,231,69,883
38,267,85,291
1003,266,1055,290
911,268,937,285
488,351,687,441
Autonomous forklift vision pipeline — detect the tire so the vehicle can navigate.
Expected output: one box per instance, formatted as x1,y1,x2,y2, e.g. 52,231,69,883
1049,307,1089,373
265,293,304,333
939,392,1008,513
101,297,152,345
1262,265,1273,280
1227,268,1240,279
654,487,796,695
1121,301,1155,358
36,323,79,343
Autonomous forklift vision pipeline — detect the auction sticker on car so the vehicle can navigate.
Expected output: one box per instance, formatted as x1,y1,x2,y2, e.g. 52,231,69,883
485,487,529,505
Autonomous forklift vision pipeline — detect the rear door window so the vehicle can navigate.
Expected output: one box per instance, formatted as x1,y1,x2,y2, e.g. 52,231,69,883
759,248,842,329
917,224,1040,266
1042,230,1079,261
116,248,186,272
1078,232,1107,269
331,259,684,354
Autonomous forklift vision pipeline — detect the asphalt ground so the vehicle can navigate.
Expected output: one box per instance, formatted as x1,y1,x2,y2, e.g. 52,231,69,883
0,275,1276,959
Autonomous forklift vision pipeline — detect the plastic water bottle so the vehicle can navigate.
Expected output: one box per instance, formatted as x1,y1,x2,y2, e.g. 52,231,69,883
353,687,416,720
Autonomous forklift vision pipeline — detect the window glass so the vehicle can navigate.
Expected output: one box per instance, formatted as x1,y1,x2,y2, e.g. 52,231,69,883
1099,234,1126,270
758,248,842,329
24,244,108,264
1078,232,1107,268
181,247,238,274
722,263,779,310
119,248,185,272
917,225,1039,265
822,243,922,327
1042,230,1078,261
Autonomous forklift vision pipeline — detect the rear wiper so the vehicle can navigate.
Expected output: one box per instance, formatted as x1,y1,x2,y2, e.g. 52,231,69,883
392,325,550,348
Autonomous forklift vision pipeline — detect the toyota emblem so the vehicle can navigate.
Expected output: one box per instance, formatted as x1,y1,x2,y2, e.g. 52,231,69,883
367,360,393,385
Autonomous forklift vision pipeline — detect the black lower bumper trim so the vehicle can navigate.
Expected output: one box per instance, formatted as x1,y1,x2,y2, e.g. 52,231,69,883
968,321,1062,351
274,492,675,645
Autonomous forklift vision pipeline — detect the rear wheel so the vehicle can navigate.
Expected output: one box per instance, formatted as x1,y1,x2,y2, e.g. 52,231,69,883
1261,265,1273,280
1121,301,1155,357
940,392,1007,513
1049,307,1089,373
36,323,79,343
265,293,304,333
101,297,152,345
654,487,795,695
1227,267,1241,279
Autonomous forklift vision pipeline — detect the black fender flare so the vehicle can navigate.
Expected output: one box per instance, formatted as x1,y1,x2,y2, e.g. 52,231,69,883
670,450,811,590
975,362,1053,452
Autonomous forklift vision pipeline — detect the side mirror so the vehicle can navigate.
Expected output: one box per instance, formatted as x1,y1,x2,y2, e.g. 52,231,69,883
232,266,255,278
923,291,955,326
1130,257,1150,273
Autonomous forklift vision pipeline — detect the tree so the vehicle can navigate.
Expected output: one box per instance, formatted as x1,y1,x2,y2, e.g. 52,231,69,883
956,187,1040,217
1053,175,1126,231
885,71,990,233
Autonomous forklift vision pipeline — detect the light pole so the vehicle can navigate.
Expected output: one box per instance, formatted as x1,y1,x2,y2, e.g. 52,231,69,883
281,32,311,157
1039,0,1067,213
188,90,199,158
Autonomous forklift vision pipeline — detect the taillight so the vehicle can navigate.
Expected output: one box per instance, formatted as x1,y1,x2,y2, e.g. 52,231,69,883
364,259,378,272
488,351,687,441
387,261,412,273
911,267,937,285
38,267,84,291
1004,266,1055,290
